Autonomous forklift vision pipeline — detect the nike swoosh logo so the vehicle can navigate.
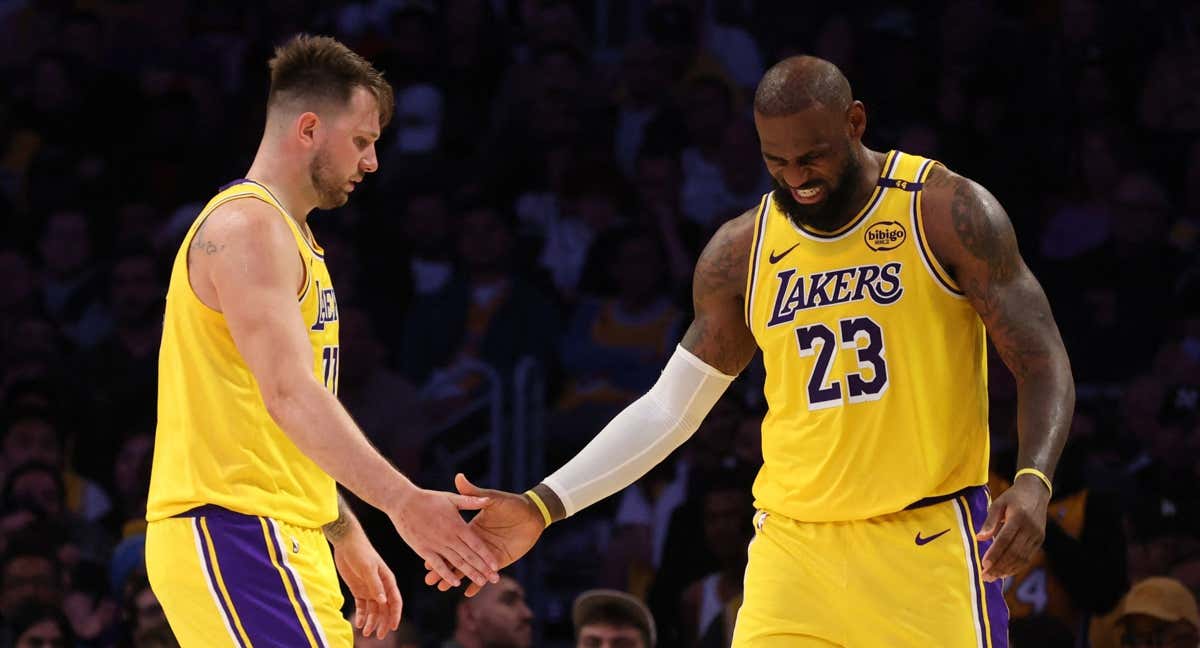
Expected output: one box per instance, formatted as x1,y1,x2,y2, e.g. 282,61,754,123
768,242,801,264
915,529,951,546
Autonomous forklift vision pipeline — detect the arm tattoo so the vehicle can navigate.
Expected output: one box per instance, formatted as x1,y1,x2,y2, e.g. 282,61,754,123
679,216,756,375
323,496,354,542
191,233,226,255
949,178,1054,383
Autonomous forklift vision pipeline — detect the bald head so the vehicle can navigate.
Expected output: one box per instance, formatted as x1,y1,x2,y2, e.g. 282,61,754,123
754,56,852,117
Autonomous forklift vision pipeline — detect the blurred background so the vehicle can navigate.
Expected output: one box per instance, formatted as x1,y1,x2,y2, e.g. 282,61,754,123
0,0,1197,646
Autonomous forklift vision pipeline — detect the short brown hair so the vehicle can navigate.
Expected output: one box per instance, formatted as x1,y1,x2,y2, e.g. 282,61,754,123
267,34,394,128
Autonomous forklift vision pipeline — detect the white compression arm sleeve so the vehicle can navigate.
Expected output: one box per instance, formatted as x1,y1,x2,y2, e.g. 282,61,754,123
542,344,736,517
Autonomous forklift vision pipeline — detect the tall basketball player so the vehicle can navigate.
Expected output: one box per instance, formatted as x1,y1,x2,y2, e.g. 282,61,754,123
145,35,499,646
430,56,1075,647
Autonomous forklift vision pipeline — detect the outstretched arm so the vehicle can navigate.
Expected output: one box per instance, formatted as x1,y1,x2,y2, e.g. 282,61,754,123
425,210,760,595
533,209,760,521
923,166,1075,581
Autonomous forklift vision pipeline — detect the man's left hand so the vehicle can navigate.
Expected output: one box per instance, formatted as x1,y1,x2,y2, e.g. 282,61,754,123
977,475,1051,582
332,531,402,639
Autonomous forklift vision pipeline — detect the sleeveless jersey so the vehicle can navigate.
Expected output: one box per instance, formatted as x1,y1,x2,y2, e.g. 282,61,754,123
744,150,989,522
147,180,341,528
992,475,1088,626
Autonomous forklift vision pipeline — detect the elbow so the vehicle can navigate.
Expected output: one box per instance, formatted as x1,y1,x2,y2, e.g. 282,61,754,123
260,374,314,422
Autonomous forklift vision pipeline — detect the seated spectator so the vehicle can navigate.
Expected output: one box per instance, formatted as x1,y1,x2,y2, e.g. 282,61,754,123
3,602,74,648
440,573,533,648
573,589,657,648
680,474,754,648
0,538,62,618
121,572,177,648
2,407,111,523
400,201,561,395
559,227,684,412
1103,577,1199,648
37,208,111,348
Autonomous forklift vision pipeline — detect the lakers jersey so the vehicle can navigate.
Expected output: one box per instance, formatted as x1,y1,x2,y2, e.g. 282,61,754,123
147,180,340,529
745,151,989,522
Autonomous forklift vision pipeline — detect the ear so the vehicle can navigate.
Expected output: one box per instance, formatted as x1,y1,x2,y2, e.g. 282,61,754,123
847,100,866,141
296,111,320,147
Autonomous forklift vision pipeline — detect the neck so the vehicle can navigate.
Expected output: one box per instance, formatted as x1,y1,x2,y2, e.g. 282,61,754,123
840,144,884,219
245,137,318,225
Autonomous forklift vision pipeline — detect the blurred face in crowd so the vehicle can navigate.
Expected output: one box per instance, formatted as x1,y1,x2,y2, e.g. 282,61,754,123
9,467,64,517
3,417,61,470
110,254,161,325
307,87,381,210
403,193,452,256
15,618,66,648
755,101,866,233
130,586,169,635
683,80,732,149
577,622,645,648
0,250,36,310
459,575,533,648
610,234,664,306
39,211,90,278
114,434,153,500
1,557,60,615
458,207,513,277
621,41,672,105
704,489,752,567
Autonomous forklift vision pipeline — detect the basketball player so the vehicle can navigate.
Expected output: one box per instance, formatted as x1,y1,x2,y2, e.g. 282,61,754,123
431,56,1075,647
145,35,499,646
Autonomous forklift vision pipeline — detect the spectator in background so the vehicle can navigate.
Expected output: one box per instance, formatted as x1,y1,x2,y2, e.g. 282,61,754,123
4,603,74,648
613,40,682,179
559,227,684,412
0,538,61,619
0,247,39,322
539,163,627,301
1,407,110,523
37,208,110,348
573,588,657,648
630,148,703,300
678,76,736,230
338,307,427,476
400,201,561,393
120,573,176,648
1096,577,1200,648
679,474,754,648
75,246,163,485
441,574,533,648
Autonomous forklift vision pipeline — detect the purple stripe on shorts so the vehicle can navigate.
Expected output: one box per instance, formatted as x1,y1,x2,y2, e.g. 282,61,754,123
202,509,318,647
194,518,248,648
265,518,327,648
966,486,1010,648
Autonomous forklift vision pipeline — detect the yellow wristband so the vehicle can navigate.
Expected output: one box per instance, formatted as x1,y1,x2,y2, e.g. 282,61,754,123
1014,468,1052,497
524,490,552,527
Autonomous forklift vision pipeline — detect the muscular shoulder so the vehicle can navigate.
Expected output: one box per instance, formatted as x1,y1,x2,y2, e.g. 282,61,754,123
694,207,758,303
919,164,1019,279
198,196,294,249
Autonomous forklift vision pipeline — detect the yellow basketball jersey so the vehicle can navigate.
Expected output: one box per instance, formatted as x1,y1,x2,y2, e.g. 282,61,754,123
147,180,340,529
745,150,989,522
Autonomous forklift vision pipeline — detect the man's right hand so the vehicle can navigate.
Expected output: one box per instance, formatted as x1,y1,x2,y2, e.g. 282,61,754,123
388,485,501,588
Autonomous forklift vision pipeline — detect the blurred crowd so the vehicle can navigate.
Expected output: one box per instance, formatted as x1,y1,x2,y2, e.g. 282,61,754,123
0,0,1198,646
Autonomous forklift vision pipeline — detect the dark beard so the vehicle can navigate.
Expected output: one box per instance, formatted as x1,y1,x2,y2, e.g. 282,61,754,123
309,149,349,210
771,153,863,232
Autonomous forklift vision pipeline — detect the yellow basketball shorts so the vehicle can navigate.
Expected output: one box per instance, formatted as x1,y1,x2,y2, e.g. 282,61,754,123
732,485,1008,647
146,505,352,647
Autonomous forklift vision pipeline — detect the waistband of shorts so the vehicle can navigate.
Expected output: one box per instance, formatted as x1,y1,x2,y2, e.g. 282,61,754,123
172,504,253,520
904,484,987,511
